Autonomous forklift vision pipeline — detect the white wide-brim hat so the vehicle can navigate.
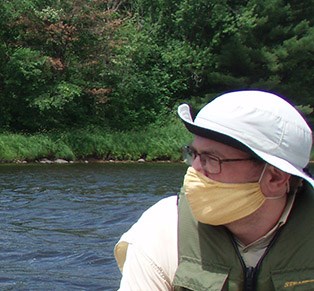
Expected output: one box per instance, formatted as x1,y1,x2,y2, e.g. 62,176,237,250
178,90,314,188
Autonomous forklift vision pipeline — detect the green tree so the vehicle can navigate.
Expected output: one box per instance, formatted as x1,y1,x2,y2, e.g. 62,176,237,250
124,0,314,110
0,0,313,132
0,0,125,131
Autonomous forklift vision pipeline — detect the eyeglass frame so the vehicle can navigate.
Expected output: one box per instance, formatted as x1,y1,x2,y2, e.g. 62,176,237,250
182,145,258,174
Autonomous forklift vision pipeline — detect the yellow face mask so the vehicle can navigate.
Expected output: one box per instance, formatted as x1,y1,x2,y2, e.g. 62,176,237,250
183,166,277,225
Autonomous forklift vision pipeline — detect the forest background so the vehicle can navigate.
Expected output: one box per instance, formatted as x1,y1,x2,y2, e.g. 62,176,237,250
0,0,313,163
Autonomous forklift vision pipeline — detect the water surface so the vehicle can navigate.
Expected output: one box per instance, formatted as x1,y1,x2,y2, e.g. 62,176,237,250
0,162,187,290
4,162,311,290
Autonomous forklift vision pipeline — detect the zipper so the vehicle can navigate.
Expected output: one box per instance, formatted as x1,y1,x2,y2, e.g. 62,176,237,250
228,233,257,291
244,266,256,291
227,227,284,291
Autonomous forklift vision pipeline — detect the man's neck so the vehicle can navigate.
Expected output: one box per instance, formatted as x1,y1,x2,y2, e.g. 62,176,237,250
225,198,287,246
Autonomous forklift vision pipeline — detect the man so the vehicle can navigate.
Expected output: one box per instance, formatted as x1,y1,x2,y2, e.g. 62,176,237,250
114,90,314,290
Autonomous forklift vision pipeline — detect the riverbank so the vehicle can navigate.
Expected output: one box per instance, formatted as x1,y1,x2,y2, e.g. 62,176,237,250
13,157,179,165
0,120,193,164
1,121,313,164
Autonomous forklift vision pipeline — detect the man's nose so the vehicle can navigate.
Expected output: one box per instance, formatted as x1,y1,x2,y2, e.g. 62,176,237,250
192,154,204,173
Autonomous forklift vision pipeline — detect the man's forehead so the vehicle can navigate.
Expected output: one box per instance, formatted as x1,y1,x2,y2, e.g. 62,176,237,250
192,136,251,158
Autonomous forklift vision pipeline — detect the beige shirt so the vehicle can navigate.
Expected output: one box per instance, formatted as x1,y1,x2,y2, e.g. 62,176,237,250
114,194,295,290
238,193,295,267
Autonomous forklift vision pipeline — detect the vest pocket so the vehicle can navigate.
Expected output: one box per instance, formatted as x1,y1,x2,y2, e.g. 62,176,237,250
271,269,314,290
173,258,229,290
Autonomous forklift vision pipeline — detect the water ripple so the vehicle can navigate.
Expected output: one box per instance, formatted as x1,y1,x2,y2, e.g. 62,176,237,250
0,163,187,290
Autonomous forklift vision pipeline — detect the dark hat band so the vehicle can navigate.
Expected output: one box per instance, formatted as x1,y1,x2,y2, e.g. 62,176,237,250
183,120,257,156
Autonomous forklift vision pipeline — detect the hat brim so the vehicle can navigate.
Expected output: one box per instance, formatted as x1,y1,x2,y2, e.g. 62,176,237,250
179,104,258,155
183,119,257,155
253,149,314,188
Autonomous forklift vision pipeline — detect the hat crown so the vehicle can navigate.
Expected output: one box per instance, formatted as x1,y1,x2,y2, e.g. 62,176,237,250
194,91,312,169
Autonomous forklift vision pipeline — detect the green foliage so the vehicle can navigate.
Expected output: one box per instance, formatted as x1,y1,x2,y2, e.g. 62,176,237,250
0,119,192,162
5,48,46,84
33,81,82,110
144,118,192,161
59,128,114,159
297,105,314,116
0,0,313,134
112,0,314,123
0,133,74,161
106,21,171,129
57,117,192,161
0,0,125,132
34,6,64,23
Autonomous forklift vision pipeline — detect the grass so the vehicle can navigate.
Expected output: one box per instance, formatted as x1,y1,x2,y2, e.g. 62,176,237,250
0,119,193,163
0,133,75,162
0,120,313,164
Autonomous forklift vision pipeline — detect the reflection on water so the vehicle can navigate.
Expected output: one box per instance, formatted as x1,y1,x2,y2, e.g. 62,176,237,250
0,162,188,290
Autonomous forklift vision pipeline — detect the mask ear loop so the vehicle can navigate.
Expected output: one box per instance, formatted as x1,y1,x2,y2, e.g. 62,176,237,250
259,163,287,200
258,163,268,184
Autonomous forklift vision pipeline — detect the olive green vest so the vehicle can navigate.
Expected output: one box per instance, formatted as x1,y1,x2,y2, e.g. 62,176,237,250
173,183,314,290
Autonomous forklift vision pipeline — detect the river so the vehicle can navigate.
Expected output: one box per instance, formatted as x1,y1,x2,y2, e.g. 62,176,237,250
0,162,187,290
2,162,313,290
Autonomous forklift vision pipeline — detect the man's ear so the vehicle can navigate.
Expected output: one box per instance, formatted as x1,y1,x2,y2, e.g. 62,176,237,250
263,166,291,194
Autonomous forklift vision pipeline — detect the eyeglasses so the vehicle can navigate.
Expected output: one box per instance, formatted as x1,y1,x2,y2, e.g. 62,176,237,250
182,145,256,174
